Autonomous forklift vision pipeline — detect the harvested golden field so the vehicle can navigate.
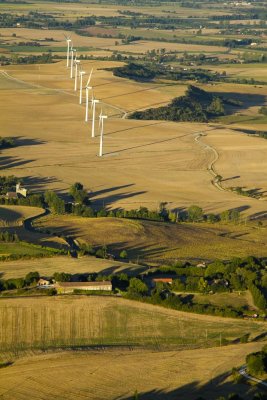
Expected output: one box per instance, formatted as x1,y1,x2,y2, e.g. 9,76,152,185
0,205,43,227
104,40,228,54
202,63,267,83
0,61,266,219
204,129,267,196
0,342,265,400
0,296,265,352
33,215,267,261
0,255,143,280
0,28,121,48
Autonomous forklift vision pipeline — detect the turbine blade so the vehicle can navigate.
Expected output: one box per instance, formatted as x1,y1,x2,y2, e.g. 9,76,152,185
88,68,93,84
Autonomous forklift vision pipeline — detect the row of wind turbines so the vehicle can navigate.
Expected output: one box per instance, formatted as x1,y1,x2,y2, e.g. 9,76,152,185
65,36,107,157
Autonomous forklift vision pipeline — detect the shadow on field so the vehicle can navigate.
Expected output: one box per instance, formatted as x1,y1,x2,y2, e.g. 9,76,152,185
250,211,267,221
13,136,46,147
22,175,58,191
214,91,266,116
121,373,265,400
0,156,34,170
90,185,147,208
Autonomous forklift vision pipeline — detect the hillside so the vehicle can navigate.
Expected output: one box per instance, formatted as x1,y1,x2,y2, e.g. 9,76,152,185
130,85,226,122
33,215,267,262
0,296,265,353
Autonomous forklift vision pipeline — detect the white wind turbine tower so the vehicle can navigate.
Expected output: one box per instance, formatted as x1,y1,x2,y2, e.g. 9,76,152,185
99,109,107,157
79,70,85,104
91,93,99,138
74,57,80,91
70,47,76,78
65,36,72,67
85,69,93,122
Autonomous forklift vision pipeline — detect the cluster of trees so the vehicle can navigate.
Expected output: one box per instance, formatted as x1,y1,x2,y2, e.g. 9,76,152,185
0,231,19,242
125,277,241,319
0,271,39,291
248,282,267,310
246,345,267,377
0,53,53,66
112,62,226,84
130,85,226,123
0,175,19,195
0,137,14,149
144,256,267,312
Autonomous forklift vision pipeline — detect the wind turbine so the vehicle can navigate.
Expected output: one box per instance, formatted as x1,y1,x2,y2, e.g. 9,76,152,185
79,70,85,104
91,93,99,138
74,58,80,91
70,47,76,78
99,109,107,157
85,69,93,122
64,36,72,68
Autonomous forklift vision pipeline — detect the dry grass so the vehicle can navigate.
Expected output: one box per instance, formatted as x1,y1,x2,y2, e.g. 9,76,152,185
0,332,265,399
192,291,256,310
0,255,143,280
0,296,264,353
0,61,266,220
0,205,43,227
33,215,267,261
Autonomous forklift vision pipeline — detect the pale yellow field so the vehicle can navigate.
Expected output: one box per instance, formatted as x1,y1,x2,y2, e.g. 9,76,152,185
0,343,265,400
0,61,266,219
0,28,121,47
0,205,43,227
205,130,267,195
0,255,143,279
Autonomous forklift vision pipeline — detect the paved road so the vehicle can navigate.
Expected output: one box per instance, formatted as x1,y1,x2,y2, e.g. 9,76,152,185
239,366,267,388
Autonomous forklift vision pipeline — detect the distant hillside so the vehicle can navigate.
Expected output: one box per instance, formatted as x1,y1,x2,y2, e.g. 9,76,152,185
129,85,226,122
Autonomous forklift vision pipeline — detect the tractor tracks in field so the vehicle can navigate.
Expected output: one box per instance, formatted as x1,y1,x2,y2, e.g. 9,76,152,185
194,132,225,192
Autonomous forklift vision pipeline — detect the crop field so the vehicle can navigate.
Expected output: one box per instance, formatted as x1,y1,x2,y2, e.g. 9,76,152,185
0,342,264,400
192,291,256,311
33,215,267,261
0,205,43,227
0,61,267,220
0,296,265,353
0,254,143,280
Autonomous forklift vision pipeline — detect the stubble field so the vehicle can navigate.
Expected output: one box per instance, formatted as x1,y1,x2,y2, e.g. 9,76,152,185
33,215,267,261
0,60,267,219
0,296,265,400
0,296,265,352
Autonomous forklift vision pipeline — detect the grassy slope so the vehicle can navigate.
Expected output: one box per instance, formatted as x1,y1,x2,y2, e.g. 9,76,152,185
33,215,267,261
0,296,265,352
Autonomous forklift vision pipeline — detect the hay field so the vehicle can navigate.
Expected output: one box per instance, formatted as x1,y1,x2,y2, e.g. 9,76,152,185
104,40,228,54
0,28,121,48
0,61,267,218
202,63,267,83
204,129,267,195
0,255,143,280
0,296,264,353
0,205,43,227
0,339,265,399
33,215,267,261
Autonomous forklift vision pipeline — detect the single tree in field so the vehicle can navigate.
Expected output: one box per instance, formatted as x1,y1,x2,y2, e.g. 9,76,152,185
69,182,88,204
187,205,203,222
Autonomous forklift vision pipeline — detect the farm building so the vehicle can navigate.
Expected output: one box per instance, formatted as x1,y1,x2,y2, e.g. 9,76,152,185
55,281,112,294
152,278,173,287
37,278,51,286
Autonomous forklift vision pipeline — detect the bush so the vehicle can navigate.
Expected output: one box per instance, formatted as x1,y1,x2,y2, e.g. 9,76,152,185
120,250,128,259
